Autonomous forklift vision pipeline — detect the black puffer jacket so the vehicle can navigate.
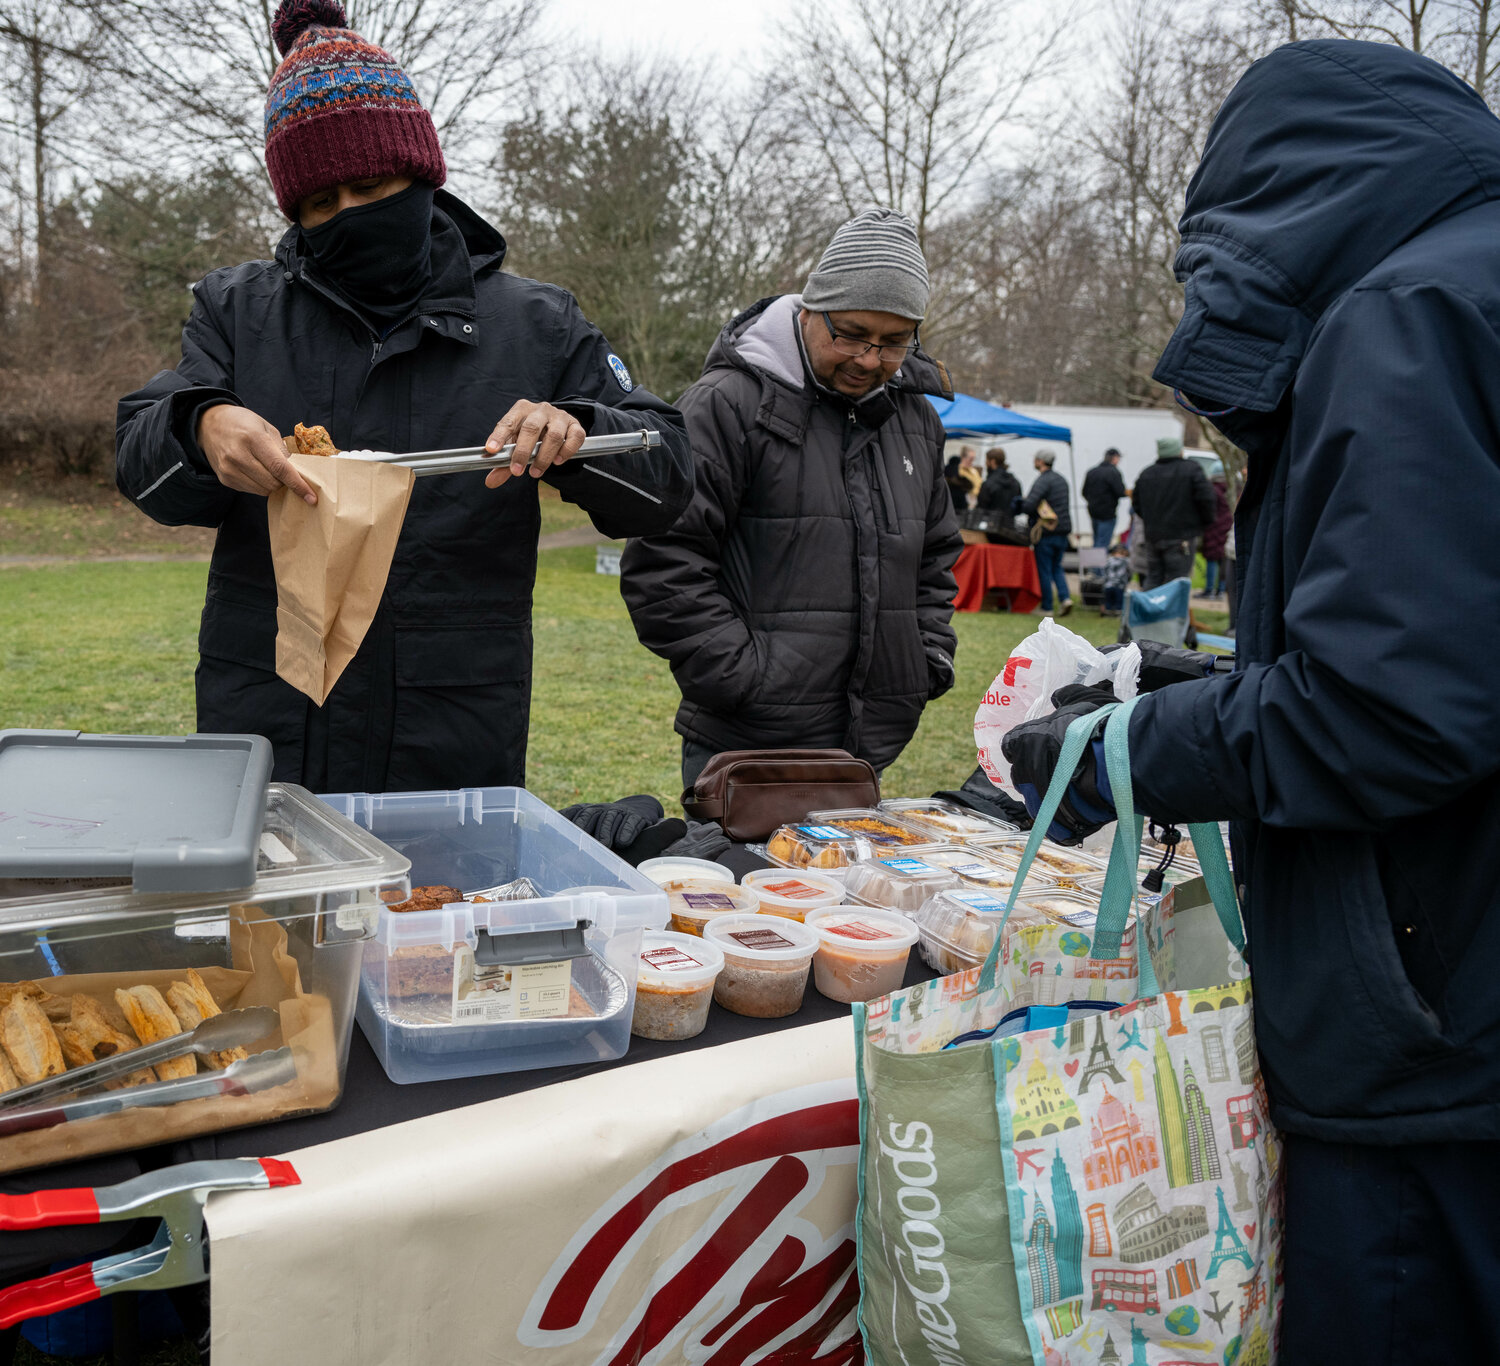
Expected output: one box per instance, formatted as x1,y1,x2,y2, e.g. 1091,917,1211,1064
1020,468,1072,535
116,192,692,792
1082,460,1125,520
1132,455,1215,543
976,469,1021,512
620,295,961,770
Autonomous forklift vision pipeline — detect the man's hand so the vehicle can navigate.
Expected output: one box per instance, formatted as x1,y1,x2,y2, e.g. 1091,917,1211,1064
483,400,587,488
197,404,318,505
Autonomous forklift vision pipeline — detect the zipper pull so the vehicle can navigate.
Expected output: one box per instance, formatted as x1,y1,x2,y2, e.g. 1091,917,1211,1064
371,339,383,361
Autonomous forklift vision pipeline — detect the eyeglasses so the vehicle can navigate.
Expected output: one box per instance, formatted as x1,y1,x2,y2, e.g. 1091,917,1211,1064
822,313,919,362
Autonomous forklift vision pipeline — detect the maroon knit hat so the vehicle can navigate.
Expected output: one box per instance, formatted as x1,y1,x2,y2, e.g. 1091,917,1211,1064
264,0,446,219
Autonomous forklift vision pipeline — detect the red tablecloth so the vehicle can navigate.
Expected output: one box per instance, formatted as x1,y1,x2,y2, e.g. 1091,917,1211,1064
953,542,1041,612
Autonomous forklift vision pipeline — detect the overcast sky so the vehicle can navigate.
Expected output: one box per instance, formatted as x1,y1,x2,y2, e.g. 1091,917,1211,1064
545,0,798,64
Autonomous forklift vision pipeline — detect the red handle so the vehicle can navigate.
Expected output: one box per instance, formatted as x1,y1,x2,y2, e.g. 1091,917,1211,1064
0,1262,101,1329
0,1187,100,1231
258,1158,300,1189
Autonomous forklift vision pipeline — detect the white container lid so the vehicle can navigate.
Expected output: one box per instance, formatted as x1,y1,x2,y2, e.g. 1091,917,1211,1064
806,906,919,954
704,913,819,963
663,879,760,917
638,856,736,887
740,868,845,909
638,930,724,988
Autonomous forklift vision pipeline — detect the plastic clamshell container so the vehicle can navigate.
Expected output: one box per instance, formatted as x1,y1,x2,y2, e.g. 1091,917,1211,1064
1013,888,1109,929
985,838,1110,890
842,856,959,914
878,798,1020,846
911,888,1011,975
632,931,724,1041
664,879,760,937
320,787,668,1084
805,907,918,1003
766,812,944,872
703,914,818,1018
739,868,845,921
0,730,274,894
0,783,410,1173
920,848,1052,894
637,856,736,887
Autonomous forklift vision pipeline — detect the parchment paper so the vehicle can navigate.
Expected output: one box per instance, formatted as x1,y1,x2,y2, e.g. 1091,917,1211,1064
267,455,414,706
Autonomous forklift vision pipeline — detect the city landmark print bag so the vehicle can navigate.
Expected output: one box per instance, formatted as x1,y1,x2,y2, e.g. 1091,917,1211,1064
853,698,1283,1366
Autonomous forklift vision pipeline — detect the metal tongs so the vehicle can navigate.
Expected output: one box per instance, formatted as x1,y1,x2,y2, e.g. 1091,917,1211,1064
338,427,662,478
0,1006,280,1112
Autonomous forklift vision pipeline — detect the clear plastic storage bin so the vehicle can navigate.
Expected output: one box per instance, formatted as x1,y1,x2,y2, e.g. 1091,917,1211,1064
320,788,668,1084
0,784,410,1173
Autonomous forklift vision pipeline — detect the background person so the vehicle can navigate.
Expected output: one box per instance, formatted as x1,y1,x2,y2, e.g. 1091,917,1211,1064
1001,41,1500,1361
114,0,691,792
1081,446,1126,547
944,454,970,511
1131,435,1215,587
956,446,983,503
976,447,1021,515
1020,449,1072,617
621,208,960,788
1199,472,1232,597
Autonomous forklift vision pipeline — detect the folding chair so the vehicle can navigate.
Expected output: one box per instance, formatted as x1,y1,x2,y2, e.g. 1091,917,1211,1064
1119,576,1192,646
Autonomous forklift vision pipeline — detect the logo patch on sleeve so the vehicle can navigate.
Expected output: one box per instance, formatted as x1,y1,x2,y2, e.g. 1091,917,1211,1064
607,353,634,392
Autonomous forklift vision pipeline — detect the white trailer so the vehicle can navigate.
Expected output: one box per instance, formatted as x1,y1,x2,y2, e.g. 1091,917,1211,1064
945,404,1185,539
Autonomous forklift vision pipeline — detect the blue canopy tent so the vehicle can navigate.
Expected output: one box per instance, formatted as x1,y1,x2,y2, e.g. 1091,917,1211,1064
927,393,1072,443
929,393,1079,533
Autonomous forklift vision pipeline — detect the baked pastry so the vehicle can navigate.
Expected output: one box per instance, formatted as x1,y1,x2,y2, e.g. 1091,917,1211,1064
292,422,337,456
0,1048,17,1092
166,970,248,1069
387,885,464,914
115,986,196,1080
0,981,69,1022
55,995,158,1090
2,994,66,1085
388,945,458,999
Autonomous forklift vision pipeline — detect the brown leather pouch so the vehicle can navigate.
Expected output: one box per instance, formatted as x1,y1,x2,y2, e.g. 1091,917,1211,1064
682,749,880,843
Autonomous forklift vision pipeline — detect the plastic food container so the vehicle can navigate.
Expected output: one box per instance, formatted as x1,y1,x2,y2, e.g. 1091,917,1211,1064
921,848,1048,894
632,931,724,1041
703,915,818,1018
0,783,410,1173
321,787,668,1084
637,856,736,887
911,888,1011,975
805,907,919,1003
739,869,844,921
842,857,959,914
663,879,760,936
878,798,1020,845
986,839,1109,890
767,813,944,871
1014,888,1108,929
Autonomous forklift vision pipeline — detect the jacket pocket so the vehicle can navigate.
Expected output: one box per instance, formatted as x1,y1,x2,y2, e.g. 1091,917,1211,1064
198,586,277,672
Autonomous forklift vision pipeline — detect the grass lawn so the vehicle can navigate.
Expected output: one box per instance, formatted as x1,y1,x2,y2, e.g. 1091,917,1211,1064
0,548,1128,812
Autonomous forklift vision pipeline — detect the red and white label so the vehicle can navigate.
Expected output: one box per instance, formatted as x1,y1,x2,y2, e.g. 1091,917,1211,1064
823,919,894,941
762,879,824,900
641,946,704,972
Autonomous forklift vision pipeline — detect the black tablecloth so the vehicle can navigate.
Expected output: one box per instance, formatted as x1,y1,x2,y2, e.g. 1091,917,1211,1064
0,953,934,1278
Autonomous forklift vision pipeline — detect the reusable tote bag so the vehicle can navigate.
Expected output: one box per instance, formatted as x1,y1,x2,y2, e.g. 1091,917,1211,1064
854,698,1283,1366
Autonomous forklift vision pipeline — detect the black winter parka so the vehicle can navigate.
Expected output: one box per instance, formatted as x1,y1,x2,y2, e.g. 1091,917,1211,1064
1132,455,1215,543
1133,42,1500,1142
619,296,961,771
116,193,692,792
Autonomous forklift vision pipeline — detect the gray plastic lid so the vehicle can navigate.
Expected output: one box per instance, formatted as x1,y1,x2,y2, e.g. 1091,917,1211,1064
0,731,273,894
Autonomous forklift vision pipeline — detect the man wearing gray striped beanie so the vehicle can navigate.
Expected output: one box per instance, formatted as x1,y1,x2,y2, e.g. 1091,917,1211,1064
621,203,961,789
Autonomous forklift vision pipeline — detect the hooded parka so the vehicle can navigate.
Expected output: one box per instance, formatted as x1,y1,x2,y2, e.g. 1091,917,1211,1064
1130,42,1500,1142
619,295,961,771
116,192,692,792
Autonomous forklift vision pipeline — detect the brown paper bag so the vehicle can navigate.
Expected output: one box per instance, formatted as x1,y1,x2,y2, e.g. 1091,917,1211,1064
267,454,414,705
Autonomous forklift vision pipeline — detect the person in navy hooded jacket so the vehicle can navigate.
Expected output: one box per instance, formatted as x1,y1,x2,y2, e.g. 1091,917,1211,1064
1001,41,1500,1362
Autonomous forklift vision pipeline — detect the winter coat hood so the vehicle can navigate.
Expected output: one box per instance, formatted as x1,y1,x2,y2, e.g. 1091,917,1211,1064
1154,39,1500,411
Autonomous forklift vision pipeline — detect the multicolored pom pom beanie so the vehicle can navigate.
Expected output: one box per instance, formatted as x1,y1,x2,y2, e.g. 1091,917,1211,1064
264,0,446,218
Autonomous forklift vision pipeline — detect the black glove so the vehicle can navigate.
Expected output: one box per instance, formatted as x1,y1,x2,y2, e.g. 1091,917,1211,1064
926,645,956,701
560,795,665,851
663,819,734,863
1101,641,1217,692
1000,683,1118,843
933,768,1034,830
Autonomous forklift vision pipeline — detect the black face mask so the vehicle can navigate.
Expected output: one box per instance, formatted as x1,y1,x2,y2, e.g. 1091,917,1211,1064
300,182,435,329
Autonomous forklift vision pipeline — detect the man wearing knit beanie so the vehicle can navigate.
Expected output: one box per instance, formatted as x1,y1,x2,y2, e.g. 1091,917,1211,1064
623,208,961,784
116,0,693,792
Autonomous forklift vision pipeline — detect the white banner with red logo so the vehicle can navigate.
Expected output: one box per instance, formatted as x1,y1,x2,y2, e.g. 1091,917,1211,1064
206,1021,863,1366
